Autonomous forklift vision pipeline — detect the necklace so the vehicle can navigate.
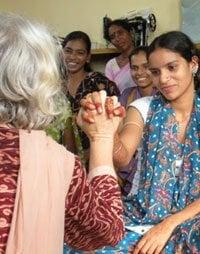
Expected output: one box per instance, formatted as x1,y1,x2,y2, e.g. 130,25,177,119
176,113,191,137
173,113,191,176
177,114,190,125
176,111,190,122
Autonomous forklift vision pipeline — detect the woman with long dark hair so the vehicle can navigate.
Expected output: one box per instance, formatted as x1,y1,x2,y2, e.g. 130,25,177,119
62,31,119,164
81,31,200,253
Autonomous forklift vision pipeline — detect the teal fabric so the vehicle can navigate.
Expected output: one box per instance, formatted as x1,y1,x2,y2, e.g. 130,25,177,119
64,91,200,253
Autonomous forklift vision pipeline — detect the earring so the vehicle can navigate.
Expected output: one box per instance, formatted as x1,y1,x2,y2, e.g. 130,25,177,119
192,66,198,77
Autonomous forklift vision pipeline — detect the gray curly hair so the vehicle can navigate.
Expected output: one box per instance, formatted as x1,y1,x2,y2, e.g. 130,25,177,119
0,13,66,129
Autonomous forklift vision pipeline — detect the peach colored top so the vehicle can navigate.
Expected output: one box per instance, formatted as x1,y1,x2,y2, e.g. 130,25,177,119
0,128,124,253
6,129,74,254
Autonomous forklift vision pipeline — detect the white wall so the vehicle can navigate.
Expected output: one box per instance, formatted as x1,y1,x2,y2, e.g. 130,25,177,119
0,0,181,46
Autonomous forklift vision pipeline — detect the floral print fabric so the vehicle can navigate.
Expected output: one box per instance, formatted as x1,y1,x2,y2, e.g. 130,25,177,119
95,91,200,253
66,71,120,164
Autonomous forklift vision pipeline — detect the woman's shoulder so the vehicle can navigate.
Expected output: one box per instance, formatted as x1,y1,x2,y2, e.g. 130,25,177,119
129,96,153,108
106,57,117,66
121,87,137,98
120,87,137,106
105,58,118,72
128,96,153,123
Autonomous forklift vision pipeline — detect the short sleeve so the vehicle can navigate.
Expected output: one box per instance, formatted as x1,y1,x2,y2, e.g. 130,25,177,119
105,58,115,81
128,96,152,123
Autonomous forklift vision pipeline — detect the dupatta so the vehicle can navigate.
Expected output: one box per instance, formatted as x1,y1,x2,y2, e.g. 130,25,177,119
6,130,75,254
135,91,200,223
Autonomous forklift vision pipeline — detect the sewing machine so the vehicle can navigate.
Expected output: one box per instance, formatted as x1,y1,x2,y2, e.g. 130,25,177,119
103,12,156,46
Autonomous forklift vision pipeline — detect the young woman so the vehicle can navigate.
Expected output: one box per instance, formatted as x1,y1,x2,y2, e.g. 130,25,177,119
81,31,200,253
62,31,119,164
0,13,125,254
104,19,136,94
118,46,157,196
120,46,157,108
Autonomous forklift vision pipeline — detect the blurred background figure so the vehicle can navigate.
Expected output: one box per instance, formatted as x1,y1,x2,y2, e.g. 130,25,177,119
120,46,157,108
118,46,157,196
104,19,136,95
62,31,119,165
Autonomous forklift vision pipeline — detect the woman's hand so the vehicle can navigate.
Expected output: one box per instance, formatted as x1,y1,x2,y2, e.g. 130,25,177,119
80,90,125,121
76,91,124,141
133,218,177,254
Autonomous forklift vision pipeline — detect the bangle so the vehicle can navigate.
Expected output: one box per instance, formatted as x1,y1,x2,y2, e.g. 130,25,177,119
114,143,123,154
91,133,113,141
123,121,143,131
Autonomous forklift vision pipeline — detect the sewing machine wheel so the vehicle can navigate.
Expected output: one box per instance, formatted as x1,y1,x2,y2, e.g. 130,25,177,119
148,13,156,32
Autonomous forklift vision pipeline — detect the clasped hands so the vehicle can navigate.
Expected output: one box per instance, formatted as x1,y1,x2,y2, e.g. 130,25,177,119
76,90,125,140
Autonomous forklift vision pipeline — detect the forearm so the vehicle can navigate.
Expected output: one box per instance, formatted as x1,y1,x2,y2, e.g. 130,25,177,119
89,137,114,170
113,133,133,169
165,198,200,228
113,108,143,169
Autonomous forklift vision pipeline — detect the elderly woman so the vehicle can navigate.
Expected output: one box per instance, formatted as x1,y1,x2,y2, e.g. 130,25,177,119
0,13,125,254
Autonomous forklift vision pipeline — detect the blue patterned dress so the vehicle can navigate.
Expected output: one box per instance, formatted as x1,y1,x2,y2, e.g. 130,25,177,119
95,94,200,254
64,91,200,254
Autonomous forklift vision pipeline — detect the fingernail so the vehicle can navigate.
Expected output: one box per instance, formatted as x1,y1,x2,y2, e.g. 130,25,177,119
95,103,102,113
113,109,119,115
89,118,95,123
86,102,96,110
97,107,102,114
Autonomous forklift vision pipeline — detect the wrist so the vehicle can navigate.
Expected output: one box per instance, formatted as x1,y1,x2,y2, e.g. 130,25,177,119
89,132,114,142
164,214,181,229
88,165,117,182
90,137,114,149
89,138,114,169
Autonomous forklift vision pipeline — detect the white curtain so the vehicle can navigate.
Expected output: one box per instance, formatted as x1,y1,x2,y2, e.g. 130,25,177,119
181,0,200,43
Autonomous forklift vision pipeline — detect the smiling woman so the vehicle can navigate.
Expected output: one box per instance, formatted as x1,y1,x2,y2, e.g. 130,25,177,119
148,48,196,102
118,46,157,196
79,31,200,254
120,46,157,108
62,31,120,164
